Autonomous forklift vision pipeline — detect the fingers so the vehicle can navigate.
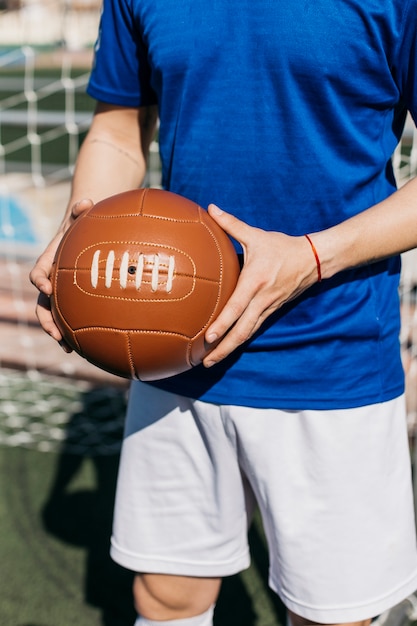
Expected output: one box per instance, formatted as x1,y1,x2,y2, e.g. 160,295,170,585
30,253,68,349
205,272,251,344
208,203,250,244
29,250,54,295
36,292,61,341
204,205,257,365
205,204,268,365
35,292,72,352
29,198,92,350
203,208,316,367
72,197,94,219
203,274,269,368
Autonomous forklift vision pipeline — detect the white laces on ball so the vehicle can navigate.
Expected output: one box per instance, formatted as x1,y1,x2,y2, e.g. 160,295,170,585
90,250,175,292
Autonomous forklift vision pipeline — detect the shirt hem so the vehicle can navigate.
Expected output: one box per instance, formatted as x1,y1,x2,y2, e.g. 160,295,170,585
148,381,405,411
87,83,157,108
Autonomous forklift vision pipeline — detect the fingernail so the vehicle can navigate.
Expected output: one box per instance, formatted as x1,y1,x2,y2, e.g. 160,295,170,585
210,204,223,216
206,332,218,343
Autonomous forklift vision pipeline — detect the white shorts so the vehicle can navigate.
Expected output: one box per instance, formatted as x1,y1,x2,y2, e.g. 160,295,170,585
111,382,417,623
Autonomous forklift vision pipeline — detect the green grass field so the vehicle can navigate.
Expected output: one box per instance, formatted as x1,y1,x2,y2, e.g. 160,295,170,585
0,370,286,626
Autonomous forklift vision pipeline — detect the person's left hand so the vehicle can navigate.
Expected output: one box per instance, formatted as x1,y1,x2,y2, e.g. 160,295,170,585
203,204,320,367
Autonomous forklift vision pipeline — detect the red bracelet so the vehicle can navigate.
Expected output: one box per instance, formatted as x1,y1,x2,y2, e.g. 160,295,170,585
304,234,322,282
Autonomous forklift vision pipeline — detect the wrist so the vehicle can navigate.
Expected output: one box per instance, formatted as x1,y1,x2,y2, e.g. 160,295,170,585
304,234,322,282
306,226,356,280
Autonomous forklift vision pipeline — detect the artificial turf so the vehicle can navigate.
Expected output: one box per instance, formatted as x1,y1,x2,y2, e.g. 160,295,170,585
0,372,286,626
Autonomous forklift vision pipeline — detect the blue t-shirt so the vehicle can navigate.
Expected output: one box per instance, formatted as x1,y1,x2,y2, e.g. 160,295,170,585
87,0,417,409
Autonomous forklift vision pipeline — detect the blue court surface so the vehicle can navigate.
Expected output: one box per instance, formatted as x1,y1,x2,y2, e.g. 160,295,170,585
0,194,38,246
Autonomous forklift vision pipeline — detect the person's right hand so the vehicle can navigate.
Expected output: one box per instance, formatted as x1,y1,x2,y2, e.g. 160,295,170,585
29,198,94,350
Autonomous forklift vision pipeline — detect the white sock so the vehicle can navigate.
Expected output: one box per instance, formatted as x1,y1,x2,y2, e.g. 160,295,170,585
134,604,214,626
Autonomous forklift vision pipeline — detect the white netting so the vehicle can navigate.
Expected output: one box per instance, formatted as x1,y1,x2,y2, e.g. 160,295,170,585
0,46,91,185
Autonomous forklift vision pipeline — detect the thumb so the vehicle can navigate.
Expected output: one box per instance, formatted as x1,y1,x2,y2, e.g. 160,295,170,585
72,198,94,219
207,204,250,244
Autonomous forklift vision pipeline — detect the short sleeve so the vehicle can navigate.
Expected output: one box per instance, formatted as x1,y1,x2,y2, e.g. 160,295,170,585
87,0,157,107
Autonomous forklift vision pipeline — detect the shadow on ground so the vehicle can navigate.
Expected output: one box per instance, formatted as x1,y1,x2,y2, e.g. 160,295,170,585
41,385,286,626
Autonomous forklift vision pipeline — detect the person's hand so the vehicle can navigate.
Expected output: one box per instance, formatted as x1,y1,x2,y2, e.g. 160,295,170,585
203,204,320,367
29,199,93,351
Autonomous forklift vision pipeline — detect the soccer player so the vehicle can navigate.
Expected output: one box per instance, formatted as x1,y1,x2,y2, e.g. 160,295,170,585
30,1,417,625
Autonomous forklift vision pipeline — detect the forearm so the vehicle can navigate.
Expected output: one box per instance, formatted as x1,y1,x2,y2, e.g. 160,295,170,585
57,103,158,235
70,130,145,204
312,176,417,279
29,103,158,340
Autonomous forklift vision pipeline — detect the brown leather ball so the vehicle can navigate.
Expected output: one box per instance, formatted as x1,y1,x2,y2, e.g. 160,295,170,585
50,188,240,380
